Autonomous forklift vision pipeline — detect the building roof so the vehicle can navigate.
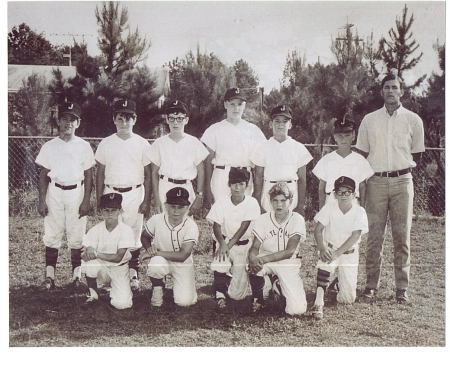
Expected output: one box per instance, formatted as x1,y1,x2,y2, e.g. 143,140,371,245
8,65,77,93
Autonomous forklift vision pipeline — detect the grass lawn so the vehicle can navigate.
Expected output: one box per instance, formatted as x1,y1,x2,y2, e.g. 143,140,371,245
9,213,445,347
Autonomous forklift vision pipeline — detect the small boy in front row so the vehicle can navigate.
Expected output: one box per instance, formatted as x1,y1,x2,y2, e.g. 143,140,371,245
140,187,198,307
207,168,261,310
248,182,308,316
81,193,134,310
311,176,368,320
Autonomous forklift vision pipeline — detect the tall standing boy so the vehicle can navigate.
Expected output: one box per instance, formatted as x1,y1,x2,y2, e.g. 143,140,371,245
36,101,95,291
251,105,312,215
95,99,152,290
148,100,209,215
201,88,266,206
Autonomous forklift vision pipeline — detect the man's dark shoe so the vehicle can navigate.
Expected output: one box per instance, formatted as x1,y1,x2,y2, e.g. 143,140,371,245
362,288,377,299
396,289,409,304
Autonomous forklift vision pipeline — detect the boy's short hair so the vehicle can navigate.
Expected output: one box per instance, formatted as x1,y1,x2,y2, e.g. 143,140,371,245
333,116,355,134
381,73,403,89
113,99,136,115
224,88,246,102
228,168,250,186
100,193,123,209
270,105,292,119
333,176,356,192
59,102,81,119
165,100,189,116
166,187,190,206
269,182,293,200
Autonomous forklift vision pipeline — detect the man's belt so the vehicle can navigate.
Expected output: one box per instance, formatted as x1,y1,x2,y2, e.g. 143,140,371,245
106,184,142,193
223,235,249,246
265,180,295,184
374,168,411,178
328,242,355,255
215,165,251,171
54,180,84,190
159,175,190,184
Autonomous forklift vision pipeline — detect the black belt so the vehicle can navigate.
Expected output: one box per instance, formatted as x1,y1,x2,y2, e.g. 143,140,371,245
328,242,355,255
267,180,294,184
107,184,141,193
55,180,84,190
215,165,251,171
374,168,411,178
223,235,249,246
160,175,188,184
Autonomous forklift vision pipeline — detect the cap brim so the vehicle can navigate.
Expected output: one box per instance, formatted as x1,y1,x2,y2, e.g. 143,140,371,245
334,128,354,133
225,96,246,102
60,111,80,118
114,109,136,114
166,199,190,206
271,113,292,119
334,185,355,191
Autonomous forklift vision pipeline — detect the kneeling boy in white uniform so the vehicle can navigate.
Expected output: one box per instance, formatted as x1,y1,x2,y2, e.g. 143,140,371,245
81,193,134,310
310,176,368,320
248,182,307,316
140,187,198,307
207,168,260,310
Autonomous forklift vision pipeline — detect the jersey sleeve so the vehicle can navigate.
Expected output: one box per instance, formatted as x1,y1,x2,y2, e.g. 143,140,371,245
288,213,307,242
251,214,267,243
144,216,156,238
249,142,266,167
243,197,262,221
94,139,107,165
147,138,162,166
81,142,96,170
314,204,331,227
194,138,210,165
296,143,313,168
200,125,217,152
311,156,327,181
352,207,369,235
205,198,224,226
141,139,152,167
183,219,199,245
357,156,375,181
117,224,136,249
82,224,98,248
35,143,50,169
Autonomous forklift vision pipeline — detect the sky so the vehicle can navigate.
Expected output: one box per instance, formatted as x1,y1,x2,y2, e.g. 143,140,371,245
7,1,446,90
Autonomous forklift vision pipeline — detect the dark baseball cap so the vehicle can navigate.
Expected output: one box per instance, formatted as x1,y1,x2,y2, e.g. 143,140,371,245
113,99,136,114
334,117,355,134
165,100,189,116
334,176,356,192
224,88,246,102
100,193,123,209
59,102,81,118
229,168,250,184
270,105,292,119
166,187,190,206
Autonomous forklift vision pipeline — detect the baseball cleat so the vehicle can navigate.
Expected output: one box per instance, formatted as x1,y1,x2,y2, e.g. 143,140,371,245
362,288,377,299
272,277,282,302
217,298,227,309
71,277,87,293
252,299,265,313
151,286,164,307
40,277,55,291
130,277,140,291
311,304,324,320
396,289,409,304
85,294,99,304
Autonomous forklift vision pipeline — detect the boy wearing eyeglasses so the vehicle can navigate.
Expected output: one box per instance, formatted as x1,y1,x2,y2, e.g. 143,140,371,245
95,99,152,290
310,176,368,320
147,100,209,215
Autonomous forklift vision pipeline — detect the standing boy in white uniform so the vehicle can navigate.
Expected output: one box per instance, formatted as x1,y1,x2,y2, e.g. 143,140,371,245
81,193,134,310
36,102,95,291
95,99,152,290
140,187,198,307
310,176,368,319
313,117,373,209
201,88,266,206
248,182,308,316
207,168,260,310
148,100,209,215
251,105,312,216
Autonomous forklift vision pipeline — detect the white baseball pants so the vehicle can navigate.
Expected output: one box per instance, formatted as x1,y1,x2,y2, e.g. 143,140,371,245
43,183,86,249
256,257,307,315
316,245,360,304
210,243,251,300
81,259,133,310
146,255,197,306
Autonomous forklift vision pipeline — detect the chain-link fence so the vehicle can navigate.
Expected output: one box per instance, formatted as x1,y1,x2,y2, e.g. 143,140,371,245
8,136,445,218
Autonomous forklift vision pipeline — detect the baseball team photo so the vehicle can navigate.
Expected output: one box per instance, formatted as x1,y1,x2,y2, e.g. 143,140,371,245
7,0,445,362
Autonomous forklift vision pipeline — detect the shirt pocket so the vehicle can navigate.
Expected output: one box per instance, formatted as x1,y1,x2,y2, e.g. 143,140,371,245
393,126,411,148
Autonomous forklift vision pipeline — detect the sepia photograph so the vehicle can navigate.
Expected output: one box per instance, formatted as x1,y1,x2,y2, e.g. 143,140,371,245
7,0,445,361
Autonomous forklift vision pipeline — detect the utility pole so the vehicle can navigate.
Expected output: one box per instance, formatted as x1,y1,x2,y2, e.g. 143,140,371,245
336,17,363,67
50,32,93,66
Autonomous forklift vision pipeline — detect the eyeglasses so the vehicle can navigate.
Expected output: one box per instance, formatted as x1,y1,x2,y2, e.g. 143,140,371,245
167,117,186,123
335,190,353,196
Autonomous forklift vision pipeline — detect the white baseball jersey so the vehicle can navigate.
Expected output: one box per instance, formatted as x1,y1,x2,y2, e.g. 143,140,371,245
201,119,266,167
144,213,198,253
252,211,306,256
250,136,312,181
82,221,134,266
95,133,151,187
314,202,368,248
148,133,209,180
36,136,95,185
312,150,374,196
207,195,261,241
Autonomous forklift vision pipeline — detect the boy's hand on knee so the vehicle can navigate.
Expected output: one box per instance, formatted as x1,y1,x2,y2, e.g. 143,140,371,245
319,246,333,262
248,253,264,274
215,242,229,262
